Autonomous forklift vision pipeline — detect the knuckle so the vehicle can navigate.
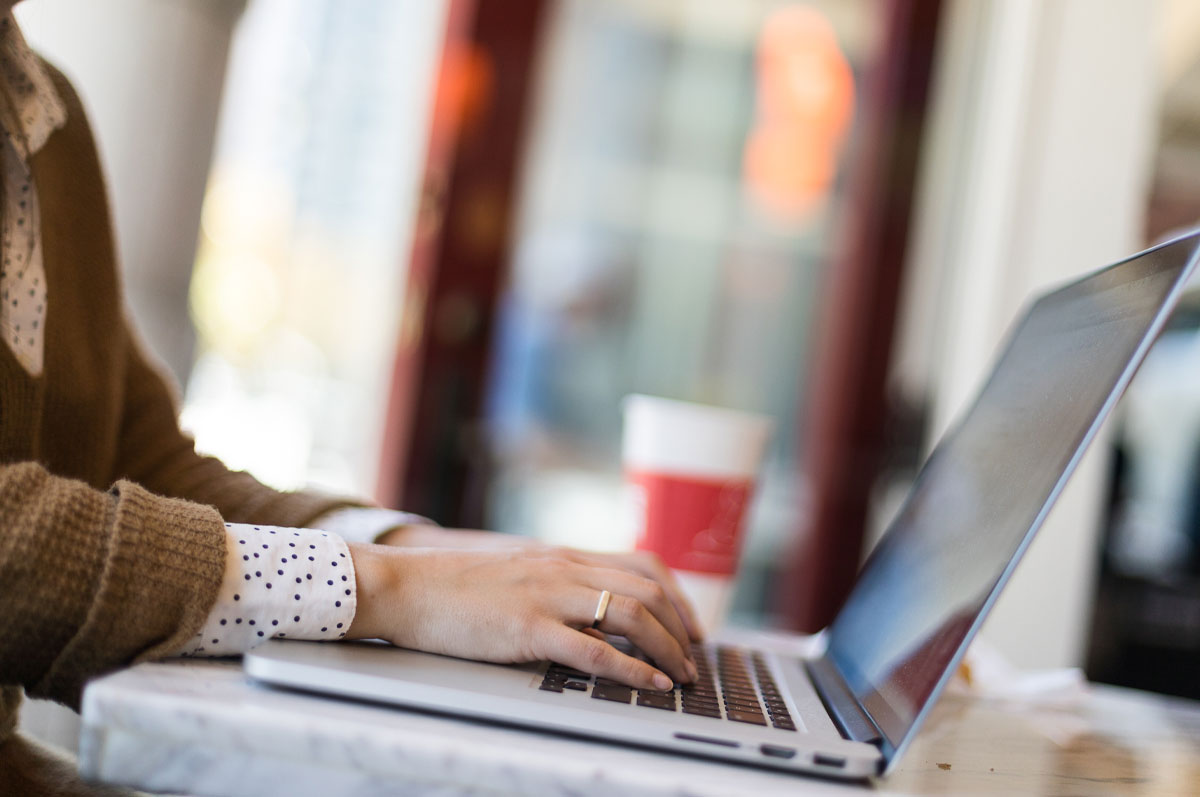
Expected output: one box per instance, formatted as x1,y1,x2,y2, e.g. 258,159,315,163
644,580,667,605
536,558,569,583
583,640,610,670
623,597,648,624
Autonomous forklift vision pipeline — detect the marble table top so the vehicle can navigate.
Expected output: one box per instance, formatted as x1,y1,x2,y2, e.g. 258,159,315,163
78,647,1200,796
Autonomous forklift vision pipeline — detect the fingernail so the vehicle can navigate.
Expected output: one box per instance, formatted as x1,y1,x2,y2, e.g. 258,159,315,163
653,672,672,691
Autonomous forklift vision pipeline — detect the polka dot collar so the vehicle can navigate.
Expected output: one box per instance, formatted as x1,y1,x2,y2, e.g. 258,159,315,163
0,12,66,164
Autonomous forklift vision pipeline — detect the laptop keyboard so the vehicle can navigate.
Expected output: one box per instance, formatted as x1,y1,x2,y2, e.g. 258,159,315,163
538,641,797,732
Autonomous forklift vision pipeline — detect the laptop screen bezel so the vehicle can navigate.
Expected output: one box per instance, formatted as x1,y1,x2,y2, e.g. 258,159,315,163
817,232,1200,773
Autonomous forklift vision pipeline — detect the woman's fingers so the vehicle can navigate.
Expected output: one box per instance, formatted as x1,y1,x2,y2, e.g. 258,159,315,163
542,624,674,691
624,553,704,642
568,550,704,642
571,568,696,676
591,591,697,684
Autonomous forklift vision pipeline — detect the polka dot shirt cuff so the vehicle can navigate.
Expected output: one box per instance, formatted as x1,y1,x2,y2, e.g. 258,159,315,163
174,523,356,657
309,506,437,545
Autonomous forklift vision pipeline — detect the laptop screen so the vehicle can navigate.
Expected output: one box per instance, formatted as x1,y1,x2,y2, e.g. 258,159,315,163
825,234,1200,758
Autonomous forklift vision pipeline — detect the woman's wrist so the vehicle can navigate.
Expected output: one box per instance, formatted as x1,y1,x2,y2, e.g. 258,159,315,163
345,542,407,643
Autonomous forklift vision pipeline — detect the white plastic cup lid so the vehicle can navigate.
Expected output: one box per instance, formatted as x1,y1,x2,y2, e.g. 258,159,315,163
621,394,772,481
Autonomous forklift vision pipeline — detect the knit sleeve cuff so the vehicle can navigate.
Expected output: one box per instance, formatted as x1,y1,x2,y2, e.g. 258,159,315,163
33,479,225,707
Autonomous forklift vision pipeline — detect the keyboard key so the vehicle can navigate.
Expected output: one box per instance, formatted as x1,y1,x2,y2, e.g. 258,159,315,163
563,680,588,691
539,679,565,693
724,690,760,703
591,684,632,703
727,710,768,726
772,718,797,731
682,704,722,718
636,693,676,711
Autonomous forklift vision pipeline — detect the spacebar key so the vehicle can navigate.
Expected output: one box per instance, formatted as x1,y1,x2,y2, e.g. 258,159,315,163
591,685,633,703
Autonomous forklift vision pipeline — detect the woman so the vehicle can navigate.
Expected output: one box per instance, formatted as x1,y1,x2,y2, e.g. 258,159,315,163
0,5,697,789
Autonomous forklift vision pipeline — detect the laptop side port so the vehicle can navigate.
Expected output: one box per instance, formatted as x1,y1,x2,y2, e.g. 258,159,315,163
813,753,847,768
759,744,796,759
673,733,739,748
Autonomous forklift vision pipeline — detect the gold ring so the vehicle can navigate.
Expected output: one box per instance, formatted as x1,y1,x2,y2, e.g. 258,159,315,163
591,589,612,629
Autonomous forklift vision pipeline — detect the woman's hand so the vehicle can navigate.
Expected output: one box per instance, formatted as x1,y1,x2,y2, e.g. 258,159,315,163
345,543,699,691
379,525,704,642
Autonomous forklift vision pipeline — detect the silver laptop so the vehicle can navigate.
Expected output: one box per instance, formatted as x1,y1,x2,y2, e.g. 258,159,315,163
245,232,1200,779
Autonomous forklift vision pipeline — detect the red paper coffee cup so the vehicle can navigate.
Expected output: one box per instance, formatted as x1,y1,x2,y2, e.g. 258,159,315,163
623,395,772,630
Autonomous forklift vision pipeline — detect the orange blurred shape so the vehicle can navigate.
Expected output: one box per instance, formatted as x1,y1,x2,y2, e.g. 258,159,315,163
744,5,855,222
744,127,839,219
430,41,494,142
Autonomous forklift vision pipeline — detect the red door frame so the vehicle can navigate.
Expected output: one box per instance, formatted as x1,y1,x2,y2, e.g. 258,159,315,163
376,0,547,525
777,0,944,631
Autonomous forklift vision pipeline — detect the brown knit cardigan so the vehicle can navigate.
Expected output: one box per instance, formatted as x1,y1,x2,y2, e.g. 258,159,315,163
0,63,360,736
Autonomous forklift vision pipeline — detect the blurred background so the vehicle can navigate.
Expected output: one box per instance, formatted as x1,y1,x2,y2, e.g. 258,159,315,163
13,0,1200,705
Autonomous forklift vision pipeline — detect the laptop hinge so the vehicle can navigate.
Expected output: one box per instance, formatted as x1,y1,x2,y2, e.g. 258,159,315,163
805,656,883,747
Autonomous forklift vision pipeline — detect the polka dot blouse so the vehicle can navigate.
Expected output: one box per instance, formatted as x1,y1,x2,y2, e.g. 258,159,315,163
174,508,432,657
0,12,67,377
176,523,358,657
